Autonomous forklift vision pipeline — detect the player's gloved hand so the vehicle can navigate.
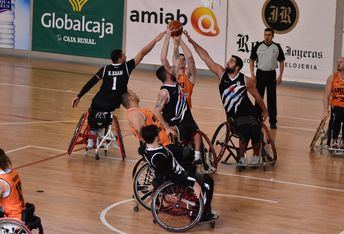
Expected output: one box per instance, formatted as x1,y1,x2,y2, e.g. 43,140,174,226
72,96,80,108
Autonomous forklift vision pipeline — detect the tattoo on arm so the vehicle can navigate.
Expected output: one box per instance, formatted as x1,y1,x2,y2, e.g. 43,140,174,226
155,93,165,109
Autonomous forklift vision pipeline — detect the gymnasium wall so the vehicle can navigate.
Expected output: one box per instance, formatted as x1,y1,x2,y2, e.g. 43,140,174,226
0,0,343,85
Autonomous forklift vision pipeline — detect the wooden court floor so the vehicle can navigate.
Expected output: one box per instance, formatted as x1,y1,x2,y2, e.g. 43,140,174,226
0,55,343,234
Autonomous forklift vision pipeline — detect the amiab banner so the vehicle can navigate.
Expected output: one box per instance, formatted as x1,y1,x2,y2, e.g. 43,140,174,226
226,0,336,84
126,0,227,69
32,0,124,58
0,0,31,49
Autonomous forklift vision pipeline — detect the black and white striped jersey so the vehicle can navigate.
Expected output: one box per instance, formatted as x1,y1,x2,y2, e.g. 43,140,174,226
219,72,255,118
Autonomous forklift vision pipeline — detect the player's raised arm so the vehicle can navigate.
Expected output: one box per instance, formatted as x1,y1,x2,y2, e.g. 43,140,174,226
134,31,165,66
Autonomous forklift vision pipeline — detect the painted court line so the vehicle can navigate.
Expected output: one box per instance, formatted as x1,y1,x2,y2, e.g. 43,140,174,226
217,171,344,193
5,145,31,154
0,82,320,123
99,198,134,234
214,193,278,204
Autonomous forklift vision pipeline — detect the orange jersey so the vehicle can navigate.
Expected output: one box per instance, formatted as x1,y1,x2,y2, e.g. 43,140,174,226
126,108,170,146
330,72,344,107
0,169,25,220
177,73,194,108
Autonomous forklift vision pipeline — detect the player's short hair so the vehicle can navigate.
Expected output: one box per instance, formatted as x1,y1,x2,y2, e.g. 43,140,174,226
156,66,168,83
264,27,274,36
111,49,123,63
121,92,130,109
232,55,243,71
0,148,12,171
141,125,159,144
178,53,185,59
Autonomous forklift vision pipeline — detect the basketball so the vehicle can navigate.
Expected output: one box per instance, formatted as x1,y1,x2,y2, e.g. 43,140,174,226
168,20,183,37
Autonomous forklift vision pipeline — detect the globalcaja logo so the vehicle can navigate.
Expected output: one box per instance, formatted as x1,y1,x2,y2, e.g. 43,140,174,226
262,0,299,34
191,7,219,37
68,0,87,12
40,0,114,39
0,0,11,12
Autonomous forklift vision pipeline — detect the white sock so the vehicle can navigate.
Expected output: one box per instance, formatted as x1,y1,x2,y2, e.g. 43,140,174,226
194,151,201,161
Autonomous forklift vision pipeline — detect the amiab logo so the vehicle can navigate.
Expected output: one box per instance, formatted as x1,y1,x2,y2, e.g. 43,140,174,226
191,7,220,37
68,0,88,12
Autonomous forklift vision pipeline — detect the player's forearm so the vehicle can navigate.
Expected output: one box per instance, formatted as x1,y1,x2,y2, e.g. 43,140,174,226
77,76,99,98
180,40,193,59
189,39,209,62
161,35,170,66
279,61,285,77
249,60,255,77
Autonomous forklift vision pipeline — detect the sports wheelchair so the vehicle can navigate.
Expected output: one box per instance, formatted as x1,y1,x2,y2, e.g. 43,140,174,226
310,116,344,156
132,150,214,232
132,129,216,212
0,203,43,234
67,111,126,160
211,119,277,170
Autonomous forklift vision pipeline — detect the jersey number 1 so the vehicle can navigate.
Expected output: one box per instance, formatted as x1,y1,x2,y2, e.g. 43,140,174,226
112,77,117,90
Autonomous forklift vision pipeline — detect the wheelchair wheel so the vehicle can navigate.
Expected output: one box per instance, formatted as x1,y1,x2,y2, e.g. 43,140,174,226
310,116,328,150
211,122,230,166
151,181,204,232
0,218,32,234
133,163,155,211
132,157,145,179
198,130,217,171
67,112,88,155
261,123,277,164
113,116,126,160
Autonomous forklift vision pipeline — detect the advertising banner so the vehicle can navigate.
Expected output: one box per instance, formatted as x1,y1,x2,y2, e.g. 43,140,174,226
227,0,337,84
126,0,227,69
32,0,124,58
0,0,31,49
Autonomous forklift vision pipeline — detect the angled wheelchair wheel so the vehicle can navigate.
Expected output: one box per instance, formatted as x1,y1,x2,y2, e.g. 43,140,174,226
132,157,145,179
310,116,328,150
133,163,155,211
211,122,230,166
113,116,126,160
0,218,32,234
198,130,217,171
67,112,89,155
261,123,277,164
151,181,204,232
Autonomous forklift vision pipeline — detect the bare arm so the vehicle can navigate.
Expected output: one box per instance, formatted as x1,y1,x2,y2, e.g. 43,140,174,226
249,59,256,79
323,75,333,118
172,38,180,68
277,61,285,85
134,32,165,66
161,31,171,68
246,76,268,120
153,90,177,136
180,39,196,83
184,31,224,79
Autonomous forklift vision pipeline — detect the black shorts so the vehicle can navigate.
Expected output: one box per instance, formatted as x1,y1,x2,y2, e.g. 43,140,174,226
174,111,199,143
229,115,261,144
88,108,113,130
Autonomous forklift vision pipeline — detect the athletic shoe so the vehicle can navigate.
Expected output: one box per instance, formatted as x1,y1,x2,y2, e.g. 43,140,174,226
331,140,339,148
237,157,247,166
200,210,220,222
195,164,213,174
203,152,216,172
251,155,261,165
87,138,94,150
270,124,277,129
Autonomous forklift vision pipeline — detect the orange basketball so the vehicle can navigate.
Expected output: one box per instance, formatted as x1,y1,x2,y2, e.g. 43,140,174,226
168,20,183,37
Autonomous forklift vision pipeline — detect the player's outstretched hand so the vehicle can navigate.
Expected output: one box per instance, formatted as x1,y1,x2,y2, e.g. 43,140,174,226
72,96,80,108
183,30,192,42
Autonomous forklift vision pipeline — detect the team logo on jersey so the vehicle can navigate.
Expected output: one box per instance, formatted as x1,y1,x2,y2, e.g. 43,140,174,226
68,0,88,12
191,7,220,37
262,0,299,34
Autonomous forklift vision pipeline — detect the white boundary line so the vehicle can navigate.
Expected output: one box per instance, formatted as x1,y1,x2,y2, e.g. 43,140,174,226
5,145,31,154
0,120,77,126
0,82,320,123
214,193,278,203
99,198,134,234
217,171,344,193
99,192,278,233
30,145,138,163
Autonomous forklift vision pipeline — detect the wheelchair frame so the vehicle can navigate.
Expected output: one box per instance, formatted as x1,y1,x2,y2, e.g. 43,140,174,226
310,116,344,156
67,112,126,160
211,121,277,170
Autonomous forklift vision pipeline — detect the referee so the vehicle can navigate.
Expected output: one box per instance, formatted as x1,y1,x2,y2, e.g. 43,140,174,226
250,28,285,129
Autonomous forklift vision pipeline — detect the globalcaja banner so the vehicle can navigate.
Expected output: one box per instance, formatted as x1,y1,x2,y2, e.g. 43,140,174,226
0,0,31,49
126,0,227,69
32,0,124,58
226,0,336,84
